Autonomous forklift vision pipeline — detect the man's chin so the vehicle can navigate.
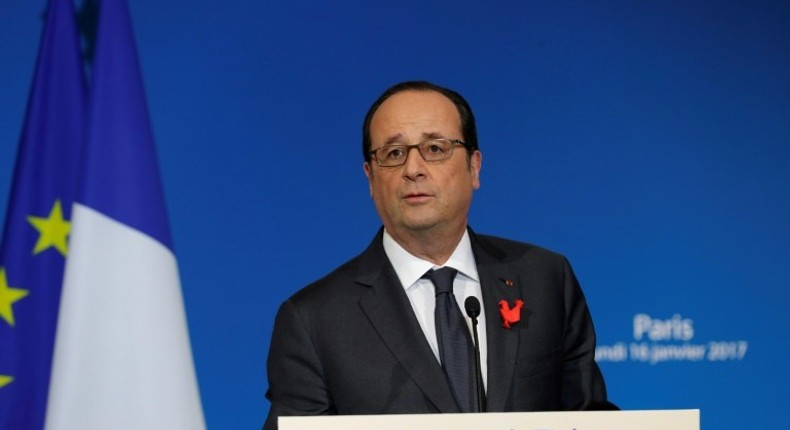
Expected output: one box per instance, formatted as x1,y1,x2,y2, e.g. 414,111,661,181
401,217,443,233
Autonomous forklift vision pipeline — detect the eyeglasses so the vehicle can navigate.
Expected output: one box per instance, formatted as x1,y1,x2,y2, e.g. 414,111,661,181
369,138,467,167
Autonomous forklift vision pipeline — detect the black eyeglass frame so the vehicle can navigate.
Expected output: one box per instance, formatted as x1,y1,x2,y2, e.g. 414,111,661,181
368,138,468,167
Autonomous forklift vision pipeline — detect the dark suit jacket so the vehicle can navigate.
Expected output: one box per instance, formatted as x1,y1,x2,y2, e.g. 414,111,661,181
263,229,613,429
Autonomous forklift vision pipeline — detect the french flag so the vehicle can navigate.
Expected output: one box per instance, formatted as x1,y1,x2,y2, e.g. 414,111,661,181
45,0,204,428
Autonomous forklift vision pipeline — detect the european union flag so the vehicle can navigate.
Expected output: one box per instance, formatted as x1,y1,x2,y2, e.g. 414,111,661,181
0,0,87,428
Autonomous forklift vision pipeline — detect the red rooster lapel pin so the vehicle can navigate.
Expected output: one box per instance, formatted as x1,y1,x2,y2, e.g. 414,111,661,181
498,299,524,329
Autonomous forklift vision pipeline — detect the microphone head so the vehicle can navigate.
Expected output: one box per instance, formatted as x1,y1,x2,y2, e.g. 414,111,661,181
464,296,481,319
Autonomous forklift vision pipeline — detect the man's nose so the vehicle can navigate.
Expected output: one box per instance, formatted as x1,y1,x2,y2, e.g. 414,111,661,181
402,146,427,179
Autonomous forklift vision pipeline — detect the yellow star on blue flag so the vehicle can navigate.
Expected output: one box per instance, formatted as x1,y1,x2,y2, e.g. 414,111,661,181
0,268,29,327
0,374,14,388
27,199,71,256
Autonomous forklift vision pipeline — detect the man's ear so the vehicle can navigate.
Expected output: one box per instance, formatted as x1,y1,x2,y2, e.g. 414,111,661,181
363,161,374,196
470,150,482,190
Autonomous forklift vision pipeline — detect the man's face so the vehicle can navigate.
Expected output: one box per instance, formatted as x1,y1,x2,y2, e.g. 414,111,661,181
364,90,481,240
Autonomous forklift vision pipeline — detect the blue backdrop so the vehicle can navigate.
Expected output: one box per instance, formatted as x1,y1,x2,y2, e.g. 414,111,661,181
2,1,789,428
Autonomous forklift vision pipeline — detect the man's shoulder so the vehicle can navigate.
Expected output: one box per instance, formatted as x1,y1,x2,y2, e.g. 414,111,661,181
286,250,368,307
472,232,569,266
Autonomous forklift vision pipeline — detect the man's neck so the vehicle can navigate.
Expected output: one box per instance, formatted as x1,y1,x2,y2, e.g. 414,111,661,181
386,223,468,266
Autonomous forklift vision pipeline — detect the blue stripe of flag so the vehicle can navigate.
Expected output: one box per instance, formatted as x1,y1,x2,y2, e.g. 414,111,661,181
79,0,172,249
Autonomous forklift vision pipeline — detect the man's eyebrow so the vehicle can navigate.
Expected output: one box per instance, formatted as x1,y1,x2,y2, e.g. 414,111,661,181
380,132,446,146
382,134,404,146
421,132,445,140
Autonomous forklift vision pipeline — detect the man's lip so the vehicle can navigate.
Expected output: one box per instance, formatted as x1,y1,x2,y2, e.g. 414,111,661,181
403,193,433,203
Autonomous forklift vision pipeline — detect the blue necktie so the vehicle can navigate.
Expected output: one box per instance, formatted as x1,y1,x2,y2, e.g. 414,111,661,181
429,267,477,412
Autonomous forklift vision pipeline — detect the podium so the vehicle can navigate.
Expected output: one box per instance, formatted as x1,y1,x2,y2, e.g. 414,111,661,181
280,409,699,430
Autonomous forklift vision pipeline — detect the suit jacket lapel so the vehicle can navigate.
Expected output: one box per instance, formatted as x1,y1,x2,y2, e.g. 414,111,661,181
356,230,461,413
470,229,521,412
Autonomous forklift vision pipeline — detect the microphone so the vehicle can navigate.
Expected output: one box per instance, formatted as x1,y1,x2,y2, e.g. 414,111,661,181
464,296,486,412
464,296,481,319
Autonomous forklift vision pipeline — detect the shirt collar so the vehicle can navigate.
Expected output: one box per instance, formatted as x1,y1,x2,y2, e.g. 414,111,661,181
382,228,479,291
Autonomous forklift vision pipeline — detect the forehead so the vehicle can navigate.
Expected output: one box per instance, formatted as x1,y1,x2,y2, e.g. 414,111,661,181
369,90,461,143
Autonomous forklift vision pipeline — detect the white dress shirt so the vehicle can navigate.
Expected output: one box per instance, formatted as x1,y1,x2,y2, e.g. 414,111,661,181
382,229,488,391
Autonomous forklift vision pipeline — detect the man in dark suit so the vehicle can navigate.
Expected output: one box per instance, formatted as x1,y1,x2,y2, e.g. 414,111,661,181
263,81,613,429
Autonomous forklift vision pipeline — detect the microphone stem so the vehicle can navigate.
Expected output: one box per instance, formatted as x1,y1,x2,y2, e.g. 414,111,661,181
470,317,486,412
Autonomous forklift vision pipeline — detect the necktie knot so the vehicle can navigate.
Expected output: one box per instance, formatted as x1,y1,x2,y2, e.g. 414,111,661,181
428,267,458,295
